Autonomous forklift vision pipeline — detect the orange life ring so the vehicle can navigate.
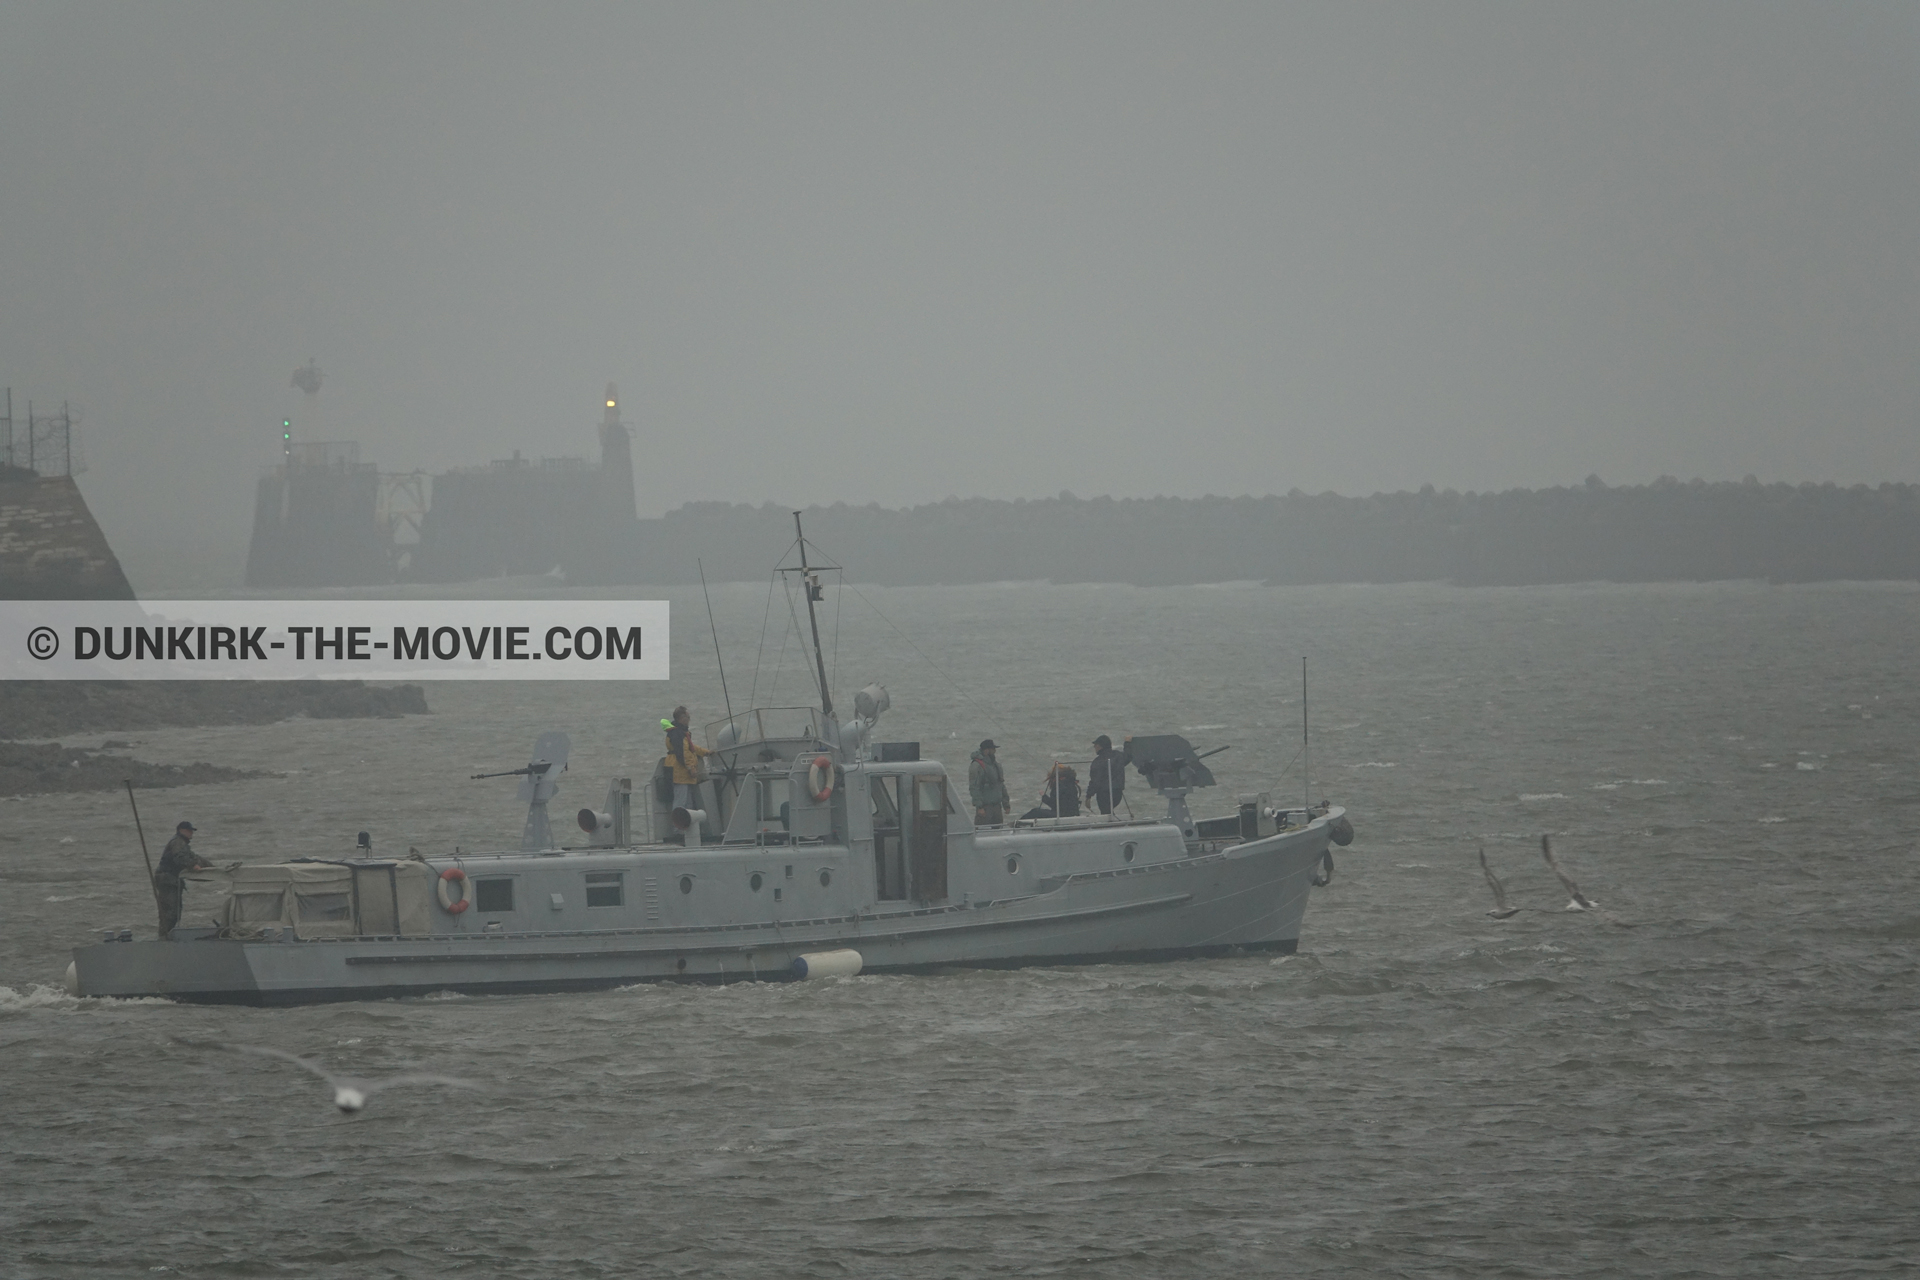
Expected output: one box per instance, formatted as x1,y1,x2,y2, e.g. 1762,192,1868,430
437,866,471,914
807,754,835,802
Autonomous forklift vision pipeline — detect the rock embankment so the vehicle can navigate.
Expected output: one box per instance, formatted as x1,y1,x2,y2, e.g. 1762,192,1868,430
0,741,270,797
0,681,429,739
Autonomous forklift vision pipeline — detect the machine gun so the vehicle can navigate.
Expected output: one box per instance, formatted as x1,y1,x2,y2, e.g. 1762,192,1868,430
471,731,570,851
1125,734,1230,836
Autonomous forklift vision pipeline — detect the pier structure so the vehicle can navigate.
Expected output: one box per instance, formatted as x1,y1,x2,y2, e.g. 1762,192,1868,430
243,382,640,588
0,388,131,599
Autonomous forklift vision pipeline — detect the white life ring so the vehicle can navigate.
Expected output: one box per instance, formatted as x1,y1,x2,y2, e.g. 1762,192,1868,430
807,754,835,802
437,867,470,914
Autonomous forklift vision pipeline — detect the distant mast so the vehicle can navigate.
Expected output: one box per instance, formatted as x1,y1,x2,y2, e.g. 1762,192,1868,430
598,383,636,521
792,511,834,718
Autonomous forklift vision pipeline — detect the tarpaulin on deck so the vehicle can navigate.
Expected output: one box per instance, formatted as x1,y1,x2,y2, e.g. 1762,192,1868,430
220,860,433,938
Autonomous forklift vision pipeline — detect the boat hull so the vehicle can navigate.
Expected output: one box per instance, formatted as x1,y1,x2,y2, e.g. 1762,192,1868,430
71,817,1335,1006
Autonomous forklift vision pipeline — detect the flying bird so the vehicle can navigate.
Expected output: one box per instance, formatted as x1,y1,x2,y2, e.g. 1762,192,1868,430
222,1043,479,1114
1539,835,1596,912
1478,846,1521,918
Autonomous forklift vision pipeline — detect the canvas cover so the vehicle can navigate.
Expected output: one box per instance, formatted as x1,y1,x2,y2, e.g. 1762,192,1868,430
219,860,434,938
351,861,435,936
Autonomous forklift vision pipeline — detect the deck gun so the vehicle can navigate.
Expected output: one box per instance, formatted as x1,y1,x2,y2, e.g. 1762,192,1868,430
1125,734,1230,837
471,731,570,852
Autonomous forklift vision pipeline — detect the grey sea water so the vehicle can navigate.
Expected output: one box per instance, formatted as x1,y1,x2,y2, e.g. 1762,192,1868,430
3,580,1917,1278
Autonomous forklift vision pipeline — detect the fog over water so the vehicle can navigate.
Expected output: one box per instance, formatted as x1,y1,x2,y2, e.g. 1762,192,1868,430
1,5,1918,588
4,6,1919,1274
4,581,1918,1275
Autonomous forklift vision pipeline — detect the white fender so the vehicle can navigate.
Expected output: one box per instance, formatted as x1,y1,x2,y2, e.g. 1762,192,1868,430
790,949,863,980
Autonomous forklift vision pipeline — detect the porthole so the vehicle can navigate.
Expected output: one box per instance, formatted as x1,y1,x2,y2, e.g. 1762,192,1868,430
675,957,687,972
750,872,764,891
1006,855,1020,874
819,869,831,888
678,875,693,895
1123,842,1137,864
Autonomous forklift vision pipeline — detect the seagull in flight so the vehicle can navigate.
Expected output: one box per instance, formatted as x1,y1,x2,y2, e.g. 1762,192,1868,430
222,1043,479,1114
1478,846,1521,918
1539,835,1596,912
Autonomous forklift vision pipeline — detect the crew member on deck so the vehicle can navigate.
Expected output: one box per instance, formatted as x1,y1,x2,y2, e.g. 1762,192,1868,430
154,820,213,939
969,739,1011,826
1037,762,1081,819
1086,734,1132,815
664,705,712,811
1021,762,1082,821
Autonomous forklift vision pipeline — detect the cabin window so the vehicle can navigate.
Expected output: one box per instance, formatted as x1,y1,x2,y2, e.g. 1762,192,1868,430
474,878,515,912
233,891,285,923
819,869,831,888
585,872,623,907
916,778,943,812
750,872,764,891
1006,855,1020,875
1123,842,1137,864
295,892,353,923
679,875,694,895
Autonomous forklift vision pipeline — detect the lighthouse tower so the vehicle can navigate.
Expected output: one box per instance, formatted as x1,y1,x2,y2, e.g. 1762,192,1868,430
597,382,636,522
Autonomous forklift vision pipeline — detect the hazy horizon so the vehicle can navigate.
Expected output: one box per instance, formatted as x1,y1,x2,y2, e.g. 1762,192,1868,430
4,3,1917,589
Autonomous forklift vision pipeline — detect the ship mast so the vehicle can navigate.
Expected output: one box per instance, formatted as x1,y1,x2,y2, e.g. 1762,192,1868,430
792,511,834,718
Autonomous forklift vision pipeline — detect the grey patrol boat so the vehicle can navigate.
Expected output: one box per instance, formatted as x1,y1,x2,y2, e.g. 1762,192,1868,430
69,525,1355,1006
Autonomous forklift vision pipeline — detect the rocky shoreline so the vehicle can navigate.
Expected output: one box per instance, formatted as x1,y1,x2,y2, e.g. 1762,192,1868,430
0,740,270,797
0,680,429,740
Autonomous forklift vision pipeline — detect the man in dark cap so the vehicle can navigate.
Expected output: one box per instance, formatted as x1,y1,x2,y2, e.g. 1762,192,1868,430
154,820,213,939
969,739,1011,826
1086,734,1132,815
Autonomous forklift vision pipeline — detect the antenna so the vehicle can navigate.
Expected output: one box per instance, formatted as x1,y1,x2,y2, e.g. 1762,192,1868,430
698,557,734,723
1302,656,1310,819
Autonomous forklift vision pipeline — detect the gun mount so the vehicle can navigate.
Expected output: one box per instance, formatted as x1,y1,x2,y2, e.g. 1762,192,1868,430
1127,734,1231,837
472,731,570,851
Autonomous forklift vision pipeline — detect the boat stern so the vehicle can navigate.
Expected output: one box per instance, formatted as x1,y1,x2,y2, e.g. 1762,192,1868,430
71,930,261,1002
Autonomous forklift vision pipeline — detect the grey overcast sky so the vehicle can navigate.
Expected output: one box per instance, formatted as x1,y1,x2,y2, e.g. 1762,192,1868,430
2,3,1917,585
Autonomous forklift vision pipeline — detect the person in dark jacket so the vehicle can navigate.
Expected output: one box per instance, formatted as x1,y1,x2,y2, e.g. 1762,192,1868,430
969,740,1011,826
1039,763,1081,818
1021,763,1082,821
154,820,213,939
1085,734,1132,815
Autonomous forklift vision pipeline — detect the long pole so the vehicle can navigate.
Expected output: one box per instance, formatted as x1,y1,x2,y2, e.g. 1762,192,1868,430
1302,657,1310,819
698,557,734,723
125,781,160,916
792,511,834,717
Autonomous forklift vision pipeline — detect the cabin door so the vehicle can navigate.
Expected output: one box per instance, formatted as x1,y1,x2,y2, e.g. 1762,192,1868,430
869,776,907,901
908,775,949,902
